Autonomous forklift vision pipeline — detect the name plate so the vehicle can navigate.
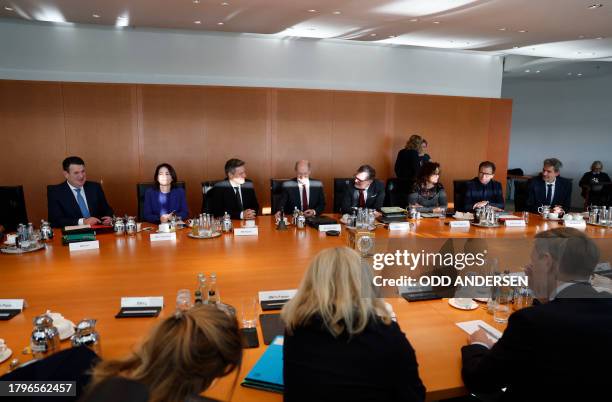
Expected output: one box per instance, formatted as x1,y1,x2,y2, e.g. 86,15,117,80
234,227,259,236
505,219,526,227
564,220,587,229
121,297,164,308
319,224,341,232
69,240,99,251
389,222,411,231
0,299,24,310
449,220,470,228
150,232,177,242
258,289,297,302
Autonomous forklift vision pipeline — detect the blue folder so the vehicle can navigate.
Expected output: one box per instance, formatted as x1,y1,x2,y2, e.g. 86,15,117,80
241,335,284,393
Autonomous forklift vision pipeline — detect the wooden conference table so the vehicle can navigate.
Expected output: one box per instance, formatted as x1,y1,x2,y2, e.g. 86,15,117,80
1,214,611,401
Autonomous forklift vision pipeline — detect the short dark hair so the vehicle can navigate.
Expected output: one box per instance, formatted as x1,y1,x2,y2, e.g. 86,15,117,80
153,163,178,190
417,161,440,186
225,159,245,176
356,165,376,180
62,156,85,172
479,161,496,173
543,158,563,172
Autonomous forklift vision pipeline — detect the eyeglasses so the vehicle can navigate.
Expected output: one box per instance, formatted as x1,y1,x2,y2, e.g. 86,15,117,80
479,171,494,176
354,175,371,183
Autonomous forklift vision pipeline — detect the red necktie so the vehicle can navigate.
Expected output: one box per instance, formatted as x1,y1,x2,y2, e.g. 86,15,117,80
359,189,366,208
302,185,309,211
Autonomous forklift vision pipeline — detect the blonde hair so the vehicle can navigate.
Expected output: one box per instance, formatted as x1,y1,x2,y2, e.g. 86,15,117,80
405,134,424,152
281,247,391,337
89,305,242,402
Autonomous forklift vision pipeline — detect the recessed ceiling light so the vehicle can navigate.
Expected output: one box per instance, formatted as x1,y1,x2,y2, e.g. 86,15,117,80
308,9,317,13
588,4,603,9
596,37,603,40
332,11,341,15
410,18,418,22
388,35,396,38
193,0,200,3
536,70,541,73
518,29,528,33
513,46,519,49
370,33,377,37
221,2,230,5
217,22,224,25
92,13,100,18
433,21,441,24
525,69,530,73
577,73,583,76
4,6,14,11
498,27,506,31
579,35,585,39
194,20,202,24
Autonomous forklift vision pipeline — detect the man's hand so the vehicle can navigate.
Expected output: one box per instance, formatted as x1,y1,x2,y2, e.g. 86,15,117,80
100,216,112,226
160,214,172,223
304,209,316,217
83,217,101,225
552,205,565,214
373,211,382,218
473,201,489,209
468,328,496,348
243,209,257,220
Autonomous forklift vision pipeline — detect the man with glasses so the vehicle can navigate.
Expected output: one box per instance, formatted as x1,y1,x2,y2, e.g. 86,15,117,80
275,160,326,218
463,161,505,211
340,165,385,216
210,158,259,219
526,158,572,214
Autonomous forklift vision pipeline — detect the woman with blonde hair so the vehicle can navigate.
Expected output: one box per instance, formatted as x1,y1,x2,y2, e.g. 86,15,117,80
282,247,425,402
88,305,242,402
394,134,428,206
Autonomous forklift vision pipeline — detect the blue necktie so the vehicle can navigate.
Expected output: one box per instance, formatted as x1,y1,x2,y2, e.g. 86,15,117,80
74,188,91,218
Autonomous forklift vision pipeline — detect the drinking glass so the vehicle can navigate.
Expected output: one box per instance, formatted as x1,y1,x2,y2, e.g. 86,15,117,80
241,296,258,328
522,211,529,223
176,289,192,312
494,292,512,323
513,287,534,311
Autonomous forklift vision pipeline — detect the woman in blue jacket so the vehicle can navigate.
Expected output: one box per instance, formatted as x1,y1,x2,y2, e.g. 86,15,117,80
144,163,189,223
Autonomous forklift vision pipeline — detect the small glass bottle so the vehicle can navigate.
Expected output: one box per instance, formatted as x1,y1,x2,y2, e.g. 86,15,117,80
292,207,300,225
222,211,232,233
208,273,219,304
197,273,209,304
194,290,203,305
192,216,200,236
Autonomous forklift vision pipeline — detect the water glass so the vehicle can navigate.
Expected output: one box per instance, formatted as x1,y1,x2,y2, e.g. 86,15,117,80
176,289,192,312
241,296,258,328
522,211,529,223
513,287,534,311
493,293,512,323
438,208,446,220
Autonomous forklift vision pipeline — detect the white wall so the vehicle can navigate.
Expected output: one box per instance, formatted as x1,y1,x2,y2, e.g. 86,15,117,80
0,19,503,98
504,74,612,208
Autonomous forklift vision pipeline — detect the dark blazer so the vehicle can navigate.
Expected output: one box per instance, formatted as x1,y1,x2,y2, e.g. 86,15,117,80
394,149,420,181
209,179,260,219
461,284,612,401
284,316,426,402
464,178,505,211
278,178,326,215
526,175,572,212
47,181,114,228
340,179,385,214
143,187,189,224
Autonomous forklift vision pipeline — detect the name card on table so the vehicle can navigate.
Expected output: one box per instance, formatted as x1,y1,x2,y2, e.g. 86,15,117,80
505,219,526,227
0,299,25,321
234,227,259,236
150,232,177,242
69,240,99,252
121,297,164,308
564,220,587,229
449,220,470,228
389,222,411,231
319,224,342,232
259,289,297,310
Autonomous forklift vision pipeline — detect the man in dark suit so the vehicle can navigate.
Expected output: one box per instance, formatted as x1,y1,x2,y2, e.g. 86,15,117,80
463,161,505,211
462,228,612,401
275,160,326,218
210,158,260,219
526,158,572,213
47,156,114,228
340,165,385,216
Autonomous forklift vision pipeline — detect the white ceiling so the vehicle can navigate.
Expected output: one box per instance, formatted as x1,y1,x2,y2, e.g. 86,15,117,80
2,0,612,78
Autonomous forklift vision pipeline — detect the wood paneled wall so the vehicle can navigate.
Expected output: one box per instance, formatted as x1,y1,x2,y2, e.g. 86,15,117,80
0,80,512,223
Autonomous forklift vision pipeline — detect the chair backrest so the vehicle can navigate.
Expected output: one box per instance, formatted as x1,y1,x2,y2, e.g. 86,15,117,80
270,178,291,213
136,182,185,222
453,179,471,212
513,179,530,212
507,168,524,176
333,178,353,213
384,177,412,207
201,180,223,214
0,185,28,232
587,182,612,206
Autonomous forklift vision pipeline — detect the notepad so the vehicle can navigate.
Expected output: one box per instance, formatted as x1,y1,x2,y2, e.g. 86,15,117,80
456,320,502,341
241,336,284,393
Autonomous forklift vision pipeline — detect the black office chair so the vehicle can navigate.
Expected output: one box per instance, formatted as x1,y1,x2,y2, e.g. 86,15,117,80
0,185,28,232
333,178,353,213
136,182,185,222
201,180,223,214
383,178,405,207
270,178,291,214
81,377,149,402
453,179,471,212
513,179,530,212
507,168,525,176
